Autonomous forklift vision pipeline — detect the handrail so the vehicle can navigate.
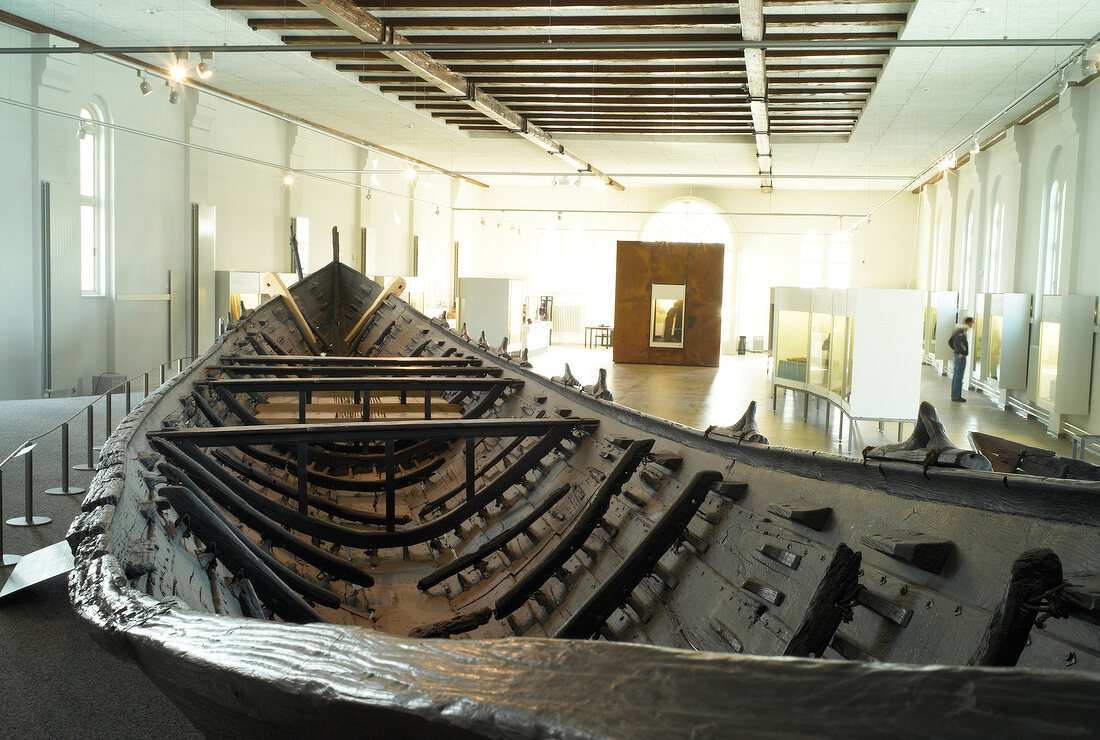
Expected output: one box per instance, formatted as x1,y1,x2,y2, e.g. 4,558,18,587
0,355,196,471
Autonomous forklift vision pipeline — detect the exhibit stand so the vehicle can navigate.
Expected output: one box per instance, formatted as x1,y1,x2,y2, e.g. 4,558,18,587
1032,294,1097,434
458,278,526,350
772,287,925,449
970,292,1032,406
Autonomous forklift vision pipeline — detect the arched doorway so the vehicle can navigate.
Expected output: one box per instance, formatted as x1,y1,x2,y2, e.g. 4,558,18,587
641,198,738,353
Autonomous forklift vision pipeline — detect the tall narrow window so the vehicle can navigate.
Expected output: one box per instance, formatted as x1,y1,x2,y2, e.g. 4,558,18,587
986,202,1004,293
1042,180,1065,295
79,107,104,295
960,198,976,306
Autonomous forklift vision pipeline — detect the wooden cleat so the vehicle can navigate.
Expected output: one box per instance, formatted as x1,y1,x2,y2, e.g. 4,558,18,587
767,502,832,532
861,530,954,574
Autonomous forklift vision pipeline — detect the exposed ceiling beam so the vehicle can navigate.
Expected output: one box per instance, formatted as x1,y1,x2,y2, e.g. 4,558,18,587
336,62,882,74
740,0,771,191
282,32,897,45
214,1,743,9
296,0,623,189
363,75,875,87
247,13,907,31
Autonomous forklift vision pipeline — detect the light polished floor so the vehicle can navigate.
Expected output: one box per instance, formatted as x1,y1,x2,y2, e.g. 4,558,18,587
528,344,1078,459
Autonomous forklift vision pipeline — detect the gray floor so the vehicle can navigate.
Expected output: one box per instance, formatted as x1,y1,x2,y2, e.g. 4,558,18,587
0,352,1087,738
0,393,201,739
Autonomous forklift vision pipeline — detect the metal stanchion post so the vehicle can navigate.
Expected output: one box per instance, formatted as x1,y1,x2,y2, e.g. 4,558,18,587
7,444,51,526
46,423,85,496
74,404,96,472
125,380,132,414
1,470,23,566
160,364,166,385
144,372,150,398
105,388,113,441
177,357,184,374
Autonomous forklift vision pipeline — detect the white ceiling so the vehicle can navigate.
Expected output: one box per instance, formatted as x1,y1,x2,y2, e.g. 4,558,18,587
1,0,1097,191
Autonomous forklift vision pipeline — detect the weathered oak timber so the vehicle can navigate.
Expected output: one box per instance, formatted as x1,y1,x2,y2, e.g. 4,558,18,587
784,543,862,658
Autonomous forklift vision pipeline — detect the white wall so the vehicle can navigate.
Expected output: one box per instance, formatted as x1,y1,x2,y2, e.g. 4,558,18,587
0,27,432,399
916,76,1100,436
0,23,923,401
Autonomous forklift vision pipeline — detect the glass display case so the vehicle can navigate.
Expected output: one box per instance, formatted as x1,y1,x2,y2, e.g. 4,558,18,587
809,313,832,388
650,283,686,348
924,305,938,356
776,310,809,382
843,321,855,401
988,314,1004,382
1037,321,1060,404
971,293,987,380
828,316,847,396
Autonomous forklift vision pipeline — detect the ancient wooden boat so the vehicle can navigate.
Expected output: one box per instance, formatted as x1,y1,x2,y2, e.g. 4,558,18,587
68,262,1100,738
969,430,1100,481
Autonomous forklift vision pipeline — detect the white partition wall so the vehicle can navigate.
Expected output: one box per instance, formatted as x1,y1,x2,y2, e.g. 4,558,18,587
847,289,925,420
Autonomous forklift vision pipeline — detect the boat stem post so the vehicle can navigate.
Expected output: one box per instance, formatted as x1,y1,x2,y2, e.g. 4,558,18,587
385,439,396,532
7,445,50,527
46,423,84,496
73,405,95,472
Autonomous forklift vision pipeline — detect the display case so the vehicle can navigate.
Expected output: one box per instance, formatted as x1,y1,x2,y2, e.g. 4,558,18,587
1033,294,1096,430
932,291,960,364
772,287,922,424
971,293,988,381
458,278,526,349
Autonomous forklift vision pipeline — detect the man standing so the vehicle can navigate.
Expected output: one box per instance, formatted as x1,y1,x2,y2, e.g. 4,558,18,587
948,317,974,402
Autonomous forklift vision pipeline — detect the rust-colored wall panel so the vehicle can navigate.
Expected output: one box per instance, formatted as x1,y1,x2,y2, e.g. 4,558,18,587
613,241,724,367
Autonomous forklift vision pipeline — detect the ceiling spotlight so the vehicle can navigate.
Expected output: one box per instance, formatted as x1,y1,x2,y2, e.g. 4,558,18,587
168,83,180,105
77,123,87,140
572,176,581,188
970,137,981,155
557,211,562,221
1083,46,1100,76
1054,68,1069,96
169,51,188,81
939,151,957,171
404,167,418,181
283,174,294,186
197,51,213,80
137,69,153,96
435,206,440,215
366,190,372,200
595,178,608,191
480,216,485,225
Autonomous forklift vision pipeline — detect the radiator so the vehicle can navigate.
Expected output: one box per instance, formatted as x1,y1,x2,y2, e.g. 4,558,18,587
551,303,584,334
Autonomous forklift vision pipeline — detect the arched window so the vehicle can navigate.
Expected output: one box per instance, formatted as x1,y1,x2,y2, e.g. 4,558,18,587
1041,179,1066,295
982,178,1004,293
960,194,976,306
79,106,105,295
641,198,736,348
930,209,944,291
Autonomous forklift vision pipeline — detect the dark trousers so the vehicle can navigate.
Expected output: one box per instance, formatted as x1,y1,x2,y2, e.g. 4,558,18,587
951,356,966,399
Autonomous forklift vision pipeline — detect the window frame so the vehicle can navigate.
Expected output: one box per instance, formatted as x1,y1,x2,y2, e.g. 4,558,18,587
79,105,107,297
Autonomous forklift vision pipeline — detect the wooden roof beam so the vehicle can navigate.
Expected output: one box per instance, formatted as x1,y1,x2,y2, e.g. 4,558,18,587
297,0,623,190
